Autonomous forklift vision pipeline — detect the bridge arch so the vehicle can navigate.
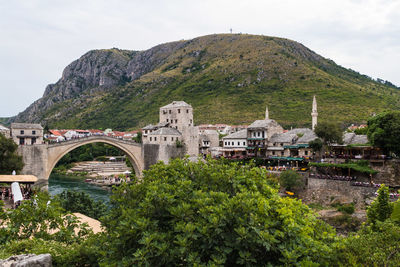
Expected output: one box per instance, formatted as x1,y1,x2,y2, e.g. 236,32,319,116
46,136,144,181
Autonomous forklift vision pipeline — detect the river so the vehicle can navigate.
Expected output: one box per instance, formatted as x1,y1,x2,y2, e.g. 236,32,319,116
48,173,111,204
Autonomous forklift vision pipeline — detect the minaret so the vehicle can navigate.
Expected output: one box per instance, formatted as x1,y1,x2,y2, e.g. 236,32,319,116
311,95,318,130
265,105,269,120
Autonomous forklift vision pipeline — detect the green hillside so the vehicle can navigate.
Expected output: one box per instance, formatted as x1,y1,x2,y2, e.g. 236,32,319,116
15,34,400,130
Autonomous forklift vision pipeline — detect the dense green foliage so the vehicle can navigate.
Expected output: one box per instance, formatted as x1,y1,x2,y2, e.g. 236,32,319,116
0,192,91,244
367,185,393,225
334,220,400,266
101,158,336,266
18,34,400,130
3,159,400,265
334,186,400,266
314,121,343,146
308,138,323,152
0,133,23,174
0,192,102,266
279,169,304,191
367,111,400,156
55,190,108,220
133,131,142,143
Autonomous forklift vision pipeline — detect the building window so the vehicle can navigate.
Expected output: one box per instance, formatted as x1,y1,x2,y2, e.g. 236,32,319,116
257,132,260,137
166,119,169,122
164,137,167,141
305,150,308,155
32,130,36,135
280,143,283,146
150,137,152,141
145,130,147,134
272,151,275,155
31,138,36,145
169,110,171,114
178,109,180,113
224,142,227,146
175,119,178,123
171,137,174,141
20,130,24,135
154,137,157,141
163,110,166,114
281,151,284,156
186,110,189,113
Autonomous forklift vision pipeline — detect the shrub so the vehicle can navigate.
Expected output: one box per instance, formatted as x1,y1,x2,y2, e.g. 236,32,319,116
100,158,335,266
279,170,304,191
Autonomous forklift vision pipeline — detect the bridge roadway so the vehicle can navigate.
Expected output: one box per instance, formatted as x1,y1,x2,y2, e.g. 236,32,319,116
18,135,144,186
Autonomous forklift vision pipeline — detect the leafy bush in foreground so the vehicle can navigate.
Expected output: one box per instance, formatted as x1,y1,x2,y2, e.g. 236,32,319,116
101,158,336,266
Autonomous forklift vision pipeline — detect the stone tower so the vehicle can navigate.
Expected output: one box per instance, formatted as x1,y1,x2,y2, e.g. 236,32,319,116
159,101,198,156
311,95,318,130
265,105,269,120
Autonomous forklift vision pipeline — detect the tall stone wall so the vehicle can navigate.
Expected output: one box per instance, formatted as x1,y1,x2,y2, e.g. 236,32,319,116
299,177,376,208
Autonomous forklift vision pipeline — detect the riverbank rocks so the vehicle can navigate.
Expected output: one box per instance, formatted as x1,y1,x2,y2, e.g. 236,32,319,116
0,254,52,267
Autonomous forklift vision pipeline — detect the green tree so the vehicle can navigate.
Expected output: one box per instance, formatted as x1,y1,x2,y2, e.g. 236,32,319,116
0,192,91,244
309,138,323,160
55,190,108,220
133,131,142,143
333,220,400,266
0,193,101,266
279,169,303,191
367,111,400,156
0,133,24,174
101,158,336,266
367,184,393,225
314,121,343,146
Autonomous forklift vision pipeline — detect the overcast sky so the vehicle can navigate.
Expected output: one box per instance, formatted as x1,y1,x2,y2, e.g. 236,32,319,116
0,0,399,117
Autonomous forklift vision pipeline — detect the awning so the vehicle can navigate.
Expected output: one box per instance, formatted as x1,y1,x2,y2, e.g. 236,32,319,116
267,147,284,151
0,175,38,183
269,156,304,161
284,144,309,149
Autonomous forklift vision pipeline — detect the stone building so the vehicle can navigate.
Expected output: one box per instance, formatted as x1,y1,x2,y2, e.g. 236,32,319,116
143,101,199,156
199,129,219,155
266,128,317,158
0,124,10,138
147,127,182,145
10,123,43,145
246,106,284,157
221,129,247,158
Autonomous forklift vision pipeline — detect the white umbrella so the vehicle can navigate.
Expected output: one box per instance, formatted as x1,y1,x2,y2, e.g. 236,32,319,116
109,157,116,161
123,170,131,174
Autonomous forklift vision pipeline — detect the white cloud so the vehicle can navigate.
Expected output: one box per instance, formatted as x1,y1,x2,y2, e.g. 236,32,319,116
0,0,399,116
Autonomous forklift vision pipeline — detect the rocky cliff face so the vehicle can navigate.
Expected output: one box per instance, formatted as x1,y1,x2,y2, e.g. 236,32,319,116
10,34,400,130
12,41,185,124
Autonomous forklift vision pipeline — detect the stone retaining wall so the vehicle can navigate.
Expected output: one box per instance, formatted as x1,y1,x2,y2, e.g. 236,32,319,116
299,177,376,208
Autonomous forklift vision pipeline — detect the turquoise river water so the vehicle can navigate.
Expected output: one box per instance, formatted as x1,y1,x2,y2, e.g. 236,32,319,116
48,173,111,204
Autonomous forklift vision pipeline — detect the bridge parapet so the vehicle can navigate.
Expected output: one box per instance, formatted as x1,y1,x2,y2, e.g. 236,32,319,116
47,135,141,148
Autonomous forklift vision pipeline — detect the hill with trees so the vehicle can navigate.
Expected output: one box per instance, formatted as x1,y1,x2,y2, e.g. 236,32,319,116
10,34,400,130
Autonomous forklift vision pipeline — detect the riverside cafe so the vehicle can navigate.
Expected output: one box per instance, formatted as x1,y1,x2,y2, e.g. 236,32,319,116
0,175,37,208
265,156,307,171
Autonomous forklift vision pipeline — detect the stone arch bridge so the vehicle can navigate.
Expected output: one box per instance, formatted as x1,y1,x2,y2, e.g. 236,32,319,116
18,135,183,186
